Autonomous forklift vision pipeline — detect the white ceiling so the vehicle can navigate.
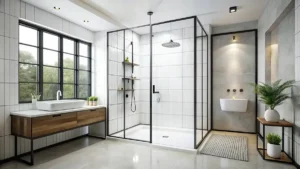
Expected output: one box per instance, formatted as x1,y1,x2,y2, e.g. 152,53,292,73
23,0,119,31
23,0,268,32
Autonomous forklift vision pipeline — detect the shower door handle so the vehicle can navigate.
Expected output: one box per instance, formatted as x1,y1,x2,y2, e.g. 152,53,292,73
153,85,159,94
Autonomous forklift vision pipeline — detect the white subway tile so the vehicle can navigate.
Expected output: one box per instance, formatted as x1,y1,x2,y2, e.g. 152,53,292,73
4,59,9,82
4,106,10,134
15,0,20,18
9,0,15,16
0,106,4,136
0,13,4,36
183,115,193,129
0,84,4,106
0,0,4,13
4,37,9,59
183,65,194,77
9,60,17,83
4,14,9,37
183,103,193,115
109,105,117,120
169,78,182,90
9,38,17,61
20,1,25,19
4,0,9,14
183,90,194,103
183,77,193,90
0,59,4,82
9,16,17,39
109,90,117,105
0,36,3,59
109,119,118,134
25,3,34,21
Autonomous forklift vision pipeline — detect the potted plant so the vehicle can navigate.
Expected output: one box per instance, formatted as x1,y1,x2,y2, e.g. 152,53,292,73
266,133,281,158
251,80,294,122
31,92,41,110
93,97,98,106
86,97,89,106
88,96,94,106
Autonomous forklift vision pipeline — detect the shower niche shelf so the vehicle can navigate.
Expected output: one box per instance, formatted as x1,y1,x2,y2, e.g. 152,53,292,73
117,89,135,91
122,61,140,66
122,77,139,80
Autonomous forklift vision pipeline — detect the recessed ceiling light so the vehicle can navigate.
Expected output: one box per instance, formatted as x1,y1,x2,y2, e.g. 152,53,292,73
229,6,237,13
53,6,60,10
83,20,89,23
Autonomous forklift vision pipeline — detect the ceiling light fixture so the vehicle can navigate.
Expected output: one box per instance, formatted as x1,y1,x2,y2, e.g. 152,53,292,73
229,6,237,13
53,6,60,10
84,20,89,23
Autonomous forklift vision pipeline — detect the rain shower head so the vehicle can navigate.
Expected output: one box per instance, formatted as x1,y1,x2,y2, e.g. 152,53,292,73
162,40,180,48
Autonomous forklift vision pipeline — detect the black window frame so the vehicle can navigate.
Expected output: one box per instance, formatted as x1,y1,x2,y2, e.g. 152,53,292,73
19,21,92,103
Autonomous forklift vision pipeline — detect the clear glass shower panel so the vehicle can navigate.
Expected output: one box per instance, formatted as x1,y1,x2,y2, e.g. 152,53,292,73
151,18,195,149
108,30,124,138
124,26,151,142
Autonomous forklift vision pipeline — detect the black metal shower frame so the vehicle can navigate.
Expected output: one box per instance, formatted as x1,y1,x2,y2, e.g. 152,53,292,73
106,16,210,149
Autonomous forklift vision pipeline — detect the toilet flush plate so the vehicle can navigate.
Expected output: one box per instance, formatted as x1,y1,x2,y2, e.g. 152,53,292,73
220,99,248,112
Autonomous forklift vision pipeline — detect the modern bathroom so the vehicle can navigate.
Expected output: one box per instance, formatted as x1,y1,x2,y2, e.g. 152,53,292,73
0,0,299,169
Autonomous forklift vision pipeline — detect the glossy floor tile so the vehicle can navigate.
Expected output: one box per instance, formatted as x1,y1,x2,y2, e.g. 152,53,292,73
112,125,208,149
0,131,296,169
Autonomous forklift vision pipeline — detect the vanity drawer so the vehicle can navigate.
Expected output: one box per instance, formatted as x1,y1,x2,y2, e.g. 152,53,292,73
77,108,106,127
32,112,77,138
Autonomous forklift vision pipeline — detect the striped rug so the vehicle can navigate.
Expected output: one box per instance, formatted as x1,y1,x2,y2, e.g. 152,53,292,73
199,134,248,161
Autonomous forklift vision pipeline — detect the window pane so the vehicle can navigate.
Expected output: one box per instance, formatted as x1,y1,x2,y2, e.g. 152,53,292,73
43,32,59,50
43,50,59,66
19,83,38,102
78,85,89,98
79,57,89,70
79,43,88,57
19,64,38,82
78,71,89,84
63,54,74,69
43,66,59,83
63,69,74,83
63,38,74,54
63,85,74,98
19,25,38,46
43,84,59,100
19,45,38,64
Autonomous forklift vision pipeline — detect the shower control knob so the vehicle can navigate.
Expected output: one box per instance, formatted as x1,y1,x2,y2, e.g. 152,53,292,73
240,89,243,92
227,89,230,92
233,89,236,92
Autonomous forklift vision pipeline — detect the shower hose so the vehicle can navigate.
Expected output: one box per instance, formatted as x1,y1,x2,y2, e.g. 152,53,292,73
131,90,136,112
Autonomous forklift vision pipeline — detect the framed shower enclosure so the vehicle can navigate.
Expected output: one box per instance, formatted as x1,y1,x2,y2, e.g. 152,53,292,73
107,15,210,149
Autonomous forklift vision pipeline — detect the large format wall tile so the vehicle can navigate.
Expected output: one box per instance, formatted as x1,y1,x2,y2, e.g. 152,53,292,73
212,31,256,133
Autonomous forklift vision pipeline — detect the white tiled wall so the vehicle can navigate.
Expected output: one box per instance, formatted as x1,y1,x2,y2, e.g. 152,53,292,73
108,30,141,135
0,0,94,160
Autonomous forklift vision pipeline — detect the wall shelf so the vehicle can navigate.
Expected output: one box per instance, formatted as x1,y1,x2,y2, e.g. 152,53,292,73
122,61,140,66
117,89,134,91
122,77,139,80
256,117,294,165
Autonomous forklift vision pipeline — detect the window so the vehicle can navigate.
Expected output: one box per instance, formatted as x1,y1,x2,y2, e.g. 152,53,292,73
19,22,91,103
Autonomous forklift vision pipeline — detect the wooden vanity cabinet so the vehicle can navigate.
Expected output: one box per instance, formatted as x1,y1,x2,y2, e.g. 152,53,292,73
11,108,106,139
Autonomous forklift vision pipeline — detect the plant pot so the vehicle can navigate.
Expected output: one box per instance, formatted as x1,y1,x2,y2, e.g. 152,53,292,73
264,109,280,122
89,101,93,106
92,101,97,106
32,99,37,110
85,101,89,106
267,143,281,158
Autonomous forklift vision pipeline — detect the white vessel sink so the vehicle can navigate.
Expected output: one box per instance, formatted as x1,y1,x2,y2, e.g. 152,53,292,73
220,99,248,112
36,100,85,111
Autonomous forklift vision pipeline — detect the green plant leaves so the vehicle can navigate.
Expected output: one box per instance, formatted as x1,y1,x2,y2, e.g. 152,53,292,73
250,80,294,109
266,133,281,145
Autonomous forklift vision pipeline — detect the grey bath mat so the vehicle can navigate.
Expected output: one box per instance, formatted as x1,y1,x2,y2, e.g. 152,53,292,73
200,134,248,161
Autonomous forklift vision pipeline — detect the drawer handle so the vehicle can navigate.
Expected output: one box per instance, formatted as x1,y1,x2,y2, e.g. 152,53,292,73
90,109,97,111
53,114,62,117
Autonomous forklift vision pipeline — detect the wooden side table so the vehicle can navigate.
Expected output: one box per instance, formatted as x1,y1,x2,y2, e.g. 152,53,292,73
256,117,294,164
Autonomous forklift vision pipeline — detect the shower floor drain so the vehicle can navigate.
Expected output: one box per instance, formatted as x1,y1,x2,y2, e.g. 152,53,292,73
162,136,169,138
